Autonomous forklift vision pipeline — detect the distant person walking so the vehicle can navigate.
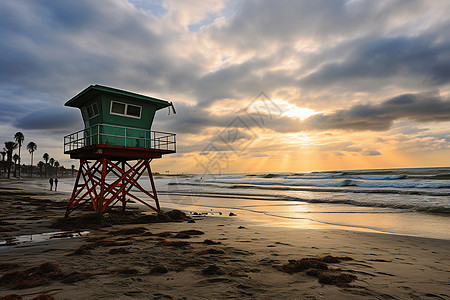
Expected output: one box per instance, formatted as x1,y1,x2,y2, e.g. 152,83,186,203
49,177,54,191
54,178,58,191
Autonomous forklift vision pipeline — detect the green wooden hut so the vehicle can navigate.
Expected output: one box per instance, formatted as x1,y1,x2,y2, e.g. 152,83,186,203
63,85,176,216
64,85,175,150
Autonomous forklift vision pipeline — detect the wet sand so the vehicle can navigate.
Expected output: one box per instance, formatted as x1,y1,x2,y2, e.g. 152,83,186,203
1,179,449,299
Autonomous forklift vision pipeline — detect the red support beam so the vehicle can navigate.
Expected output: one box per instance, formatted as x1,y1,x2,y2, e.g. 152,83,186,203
65,158,161,216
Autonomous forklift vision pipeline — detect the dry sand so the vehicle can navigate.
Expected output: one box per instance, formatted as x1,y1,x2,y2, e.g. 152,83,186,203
0,179,449,299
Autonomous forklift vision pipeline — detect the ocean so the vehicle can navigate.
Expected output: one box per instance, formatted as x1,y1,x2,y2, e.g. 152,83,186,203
56,167,450,240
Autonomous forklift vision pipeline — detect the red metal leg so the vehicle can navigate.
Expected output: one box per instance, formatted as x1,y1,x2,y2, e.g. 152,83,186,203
65,158,160,216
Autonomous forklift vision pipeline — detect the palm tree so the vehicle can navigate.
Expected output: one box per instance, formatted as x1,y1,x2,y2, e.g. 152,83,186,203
54,161,60,177
27,142,37,178
49,158,55,176
13,154,19,177
14,132,24,177
38,161,45,177
43,153,49,177
4,142,18,179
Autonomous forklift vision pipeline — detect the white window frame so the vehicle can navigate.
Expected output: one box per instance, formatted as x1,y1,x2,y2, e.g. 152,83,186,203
85,103,99,119
110,100,142,119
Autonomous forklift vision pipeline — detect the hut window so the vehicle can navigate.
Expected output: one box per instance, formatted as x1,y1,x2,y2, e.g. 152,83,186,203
86,103,99,119
127,104,141,118
111,101,125,114
110,101,141,119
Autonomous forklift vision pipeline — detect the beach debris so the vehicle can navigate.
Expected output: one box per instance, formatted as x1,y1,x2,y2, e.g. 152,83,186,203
321,255,341,263
156,240,191,248
238,226,246,229
172,233,191,239
318,273,357,287
187,220,196,223
52,210,192,230
229,213,236,216
281,259,328,273
134,214,160,223
171,230,204,239
197,248,226,255
92,240,133,247
305,269,323,277
178,230,205,236
274,241,292,246
321,255,353,263
0,263,84,289
156,231,173,237
52,214,104,230
281,256,354,273
165,210,191,221
203,239,221,245
202,264,225,275
156,212,172,222
109,247,131,254
280,256,357,287
149,265,169,274
0,263,21,271
369,258,392,262
66,240,133,256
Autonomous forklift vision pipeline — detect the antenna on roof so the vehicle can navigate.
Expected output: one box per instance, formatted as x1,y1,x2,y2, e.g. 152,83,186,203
169,102,177,115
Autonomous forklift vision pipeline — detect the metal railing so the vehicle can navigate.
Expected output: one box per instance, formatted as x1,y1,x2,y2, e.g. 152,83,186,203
64,123,176,153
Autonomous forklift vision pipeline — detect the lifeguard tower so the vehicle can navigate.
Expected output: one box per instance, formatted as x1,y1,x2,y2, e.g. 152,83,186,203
63,85,176,216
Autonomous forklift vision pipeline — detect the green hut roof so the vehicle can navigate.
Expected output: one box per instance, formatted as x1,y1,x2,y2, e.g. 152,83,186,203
65,84,171,109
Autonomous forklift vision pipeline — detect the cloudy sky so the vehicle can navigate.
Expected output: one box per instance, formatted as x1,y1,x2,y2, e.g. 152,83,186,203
1,0,450,174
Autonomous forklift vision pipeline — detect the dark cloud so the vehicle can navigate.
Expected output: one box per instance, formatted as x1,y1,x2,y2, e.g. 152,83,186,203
155,91,450,135
362,150,381,156
153,102,229,133
300,35,450,90
192,55,296,106
317,141,362,153
15,107,81,130
154,100,301,135
302,92,450,132
209,0,428,49
0,0,165,95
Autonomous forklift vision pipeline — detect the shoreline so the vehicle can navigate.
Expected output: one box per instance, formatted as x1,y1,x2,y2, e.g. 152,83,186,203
21,176,450,240
1,179,449,299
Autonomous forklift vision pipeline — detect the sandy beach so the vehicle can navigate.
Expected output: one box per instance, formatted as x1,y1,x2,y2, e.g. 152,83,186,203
1,179,449,299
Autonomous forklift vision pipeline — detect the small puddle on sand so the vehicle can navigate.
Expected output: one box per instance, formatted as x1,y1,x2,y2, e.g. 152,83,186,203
0,231,90,246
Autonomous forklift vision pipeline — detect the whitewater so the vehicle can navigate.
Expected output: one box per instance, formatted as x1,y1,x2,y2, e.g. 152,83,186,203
55,167,450,240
